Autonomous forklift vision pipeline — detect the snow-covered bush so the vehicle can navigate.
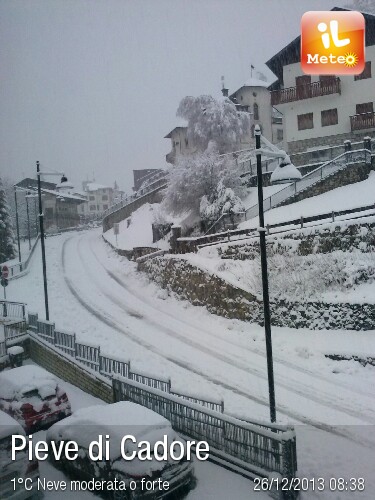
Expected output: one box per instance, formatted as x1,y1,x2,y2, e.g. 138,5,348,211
200,180,244,224
244,250,375,300
163,146,245,218
177,95,251,154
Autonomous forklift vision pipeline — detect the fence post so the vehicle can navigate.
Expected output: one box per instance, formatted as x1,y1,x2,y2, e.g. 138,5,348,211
332,211,335,222
300,216,303,228
221,400,225,413
227,229,230,241
266,224,270,235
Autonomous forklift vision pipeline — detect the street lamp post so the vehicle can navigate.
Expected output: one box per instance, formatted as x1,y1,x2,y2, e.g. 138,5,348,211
13,188,22,269
25,194,31,251
37,160,49,321
255,125,276,423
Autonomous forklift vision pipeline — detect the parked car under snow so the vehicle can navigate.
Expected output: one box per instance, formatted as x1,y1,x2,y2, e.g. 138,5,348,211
0,410,41,499
47,401,195,499
0,365,71,433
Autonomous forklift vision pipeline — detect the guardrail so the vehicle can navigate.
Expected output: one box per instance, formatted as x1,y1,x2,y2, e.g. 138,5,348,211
245,149,371,221
1,235,40,280
29,313,223,412
0,301,26,320
176,202,375,253
103,171,168,219
112,376,297,496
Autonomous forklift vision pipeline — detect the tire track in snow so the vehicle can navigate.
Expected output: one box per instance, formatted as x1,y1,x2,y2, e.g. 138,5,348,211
96,235,374,400
82,234,375,426
60,234,375,449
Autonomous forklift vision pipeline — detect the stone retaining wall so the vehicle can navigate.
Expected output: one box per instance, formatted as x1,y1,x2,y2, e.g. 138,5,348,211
139,256,375,331
288,131,374,155
29,336,113,403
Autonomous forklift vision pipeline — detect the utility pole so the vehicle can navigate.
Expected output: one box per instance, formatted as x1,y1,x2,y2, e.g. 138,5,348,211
14,188,22,268
37,160,49,321
255,125,276,423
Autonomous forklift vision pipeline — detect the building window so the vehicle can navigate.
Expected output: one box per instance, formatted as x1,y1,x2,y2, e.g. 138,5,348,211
354,62,371,81
89,195,95,201
185,138,188,147
90,205,96,211
253,103,259,120
102,195,108,201
356,102,373,114
297,112,314,130
277,129,283,141
103,204,108,210
321,108,338,127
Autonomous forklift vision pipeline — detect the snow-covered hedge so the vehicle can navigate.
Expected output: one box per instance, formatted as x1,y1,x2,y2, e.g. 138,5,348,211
139,256,375,331
214,220,375,261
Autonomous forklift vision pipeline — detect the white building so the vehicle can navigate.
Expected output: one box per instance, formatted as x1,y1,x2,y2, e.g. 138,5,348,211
77,182,117,217
266,7,375,155
164,120,196,165
228,78,284,147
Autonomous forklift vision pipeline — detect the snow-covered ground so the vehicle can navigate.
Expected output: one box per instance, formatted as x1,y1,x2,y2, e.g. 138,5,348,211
6,230,375,499
239,171,375,229
22,360,262,499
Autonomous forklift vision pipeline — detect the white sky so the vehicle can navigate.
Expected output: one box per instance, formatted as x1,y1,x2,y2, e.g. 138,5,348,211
0,0,348,193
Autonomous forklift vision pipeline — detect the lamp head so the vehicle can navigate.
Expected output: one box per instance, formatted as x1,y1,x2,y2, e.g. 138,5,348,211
270,155,302,185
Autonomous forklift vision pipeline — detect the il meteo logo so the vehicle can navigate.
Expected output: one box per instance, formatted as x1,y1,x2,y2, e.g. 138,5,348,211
301,11,365,75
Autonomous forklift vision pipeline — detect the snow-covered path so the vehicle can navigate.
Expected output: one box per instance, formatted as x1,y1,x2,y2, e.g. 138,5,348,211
8,229,375,498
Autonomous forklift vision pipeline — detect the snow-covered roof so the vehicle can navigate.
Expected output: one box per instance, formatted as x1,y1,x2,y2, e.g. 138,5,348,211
86,182,111,192
47,401,178,461
0,410,25,439
0,365,58,400
164,119,188,138
41,188,86,202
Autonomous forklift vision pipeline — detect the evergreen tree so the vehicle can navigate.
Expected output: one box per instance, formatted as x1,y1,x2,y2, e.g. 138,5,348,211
0,177,16,262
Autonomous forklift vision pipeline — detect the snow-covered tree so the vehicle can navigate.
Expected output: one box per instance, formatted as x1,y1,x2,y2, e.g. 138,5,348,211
200,180,245,225
346,0,375,13
177,95,251,154
163,144,245,217
0,177,16,262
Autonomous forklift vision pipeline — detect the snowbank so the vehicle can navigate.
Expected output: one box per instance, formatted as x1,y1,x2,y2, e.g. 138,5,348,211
240,171,375,229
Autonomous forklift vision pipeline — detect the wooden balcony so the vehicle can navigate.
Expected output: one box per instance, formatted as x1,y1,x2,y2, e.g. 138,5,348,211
271,78,341,106
350,112,375,131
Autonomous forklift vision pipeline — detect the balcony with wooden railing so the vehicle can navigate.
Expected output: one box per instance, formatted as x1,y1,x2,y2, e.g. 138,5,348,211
271,77,341,106
350,111,375,131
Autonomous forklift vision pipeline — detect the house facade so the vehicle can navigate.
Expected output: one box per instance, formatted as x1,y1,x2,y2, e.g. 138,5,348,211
78,182,115,217
266,8,375,155
229,79,284,147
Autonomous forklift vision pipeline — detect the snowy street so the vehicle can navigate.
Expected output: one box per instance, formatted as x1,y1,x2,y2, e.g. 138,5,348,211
7,229,375,498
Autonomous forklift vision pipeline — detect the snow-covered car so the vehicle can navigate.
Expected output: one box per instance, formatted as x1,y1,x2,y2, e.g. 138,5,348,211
47,401,195,499
0,365,71,434
0,410,41,499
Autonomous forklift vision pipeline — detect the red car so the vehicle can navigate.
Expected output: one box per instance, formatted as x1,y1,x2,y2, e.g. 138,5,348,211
0,365,71,433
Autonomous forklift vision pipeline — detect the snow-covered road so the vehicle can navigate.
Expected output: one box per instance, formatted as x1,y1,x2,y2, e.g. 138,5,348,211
8,229,375,498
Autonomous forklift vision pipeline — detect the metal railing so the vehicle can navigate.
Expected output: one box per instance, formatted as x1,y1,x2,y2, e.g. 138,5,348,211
0,301,26,320
290,137,374,167
4,321,27,344
103,171,168,219
177,202,375,253
112,376,297,496
271,78,341,105
29,313,222,412
245,149,371,220
0,341,6,358
1,235,41,280
350,111,375,131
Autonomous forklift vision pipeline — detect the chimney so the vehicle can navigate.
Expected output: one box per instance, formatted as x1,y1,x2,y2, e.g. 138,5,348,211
221,87,229,97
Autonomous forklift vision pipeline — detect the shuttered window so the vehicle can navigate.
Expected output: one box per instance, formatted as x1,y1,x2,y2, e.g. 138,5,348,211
321,108,338,127
297,113,314,130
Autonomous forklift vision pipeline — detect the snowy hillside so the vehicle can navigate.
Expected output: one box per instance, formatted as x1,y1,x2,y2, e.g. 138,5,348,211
239,171,375,229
